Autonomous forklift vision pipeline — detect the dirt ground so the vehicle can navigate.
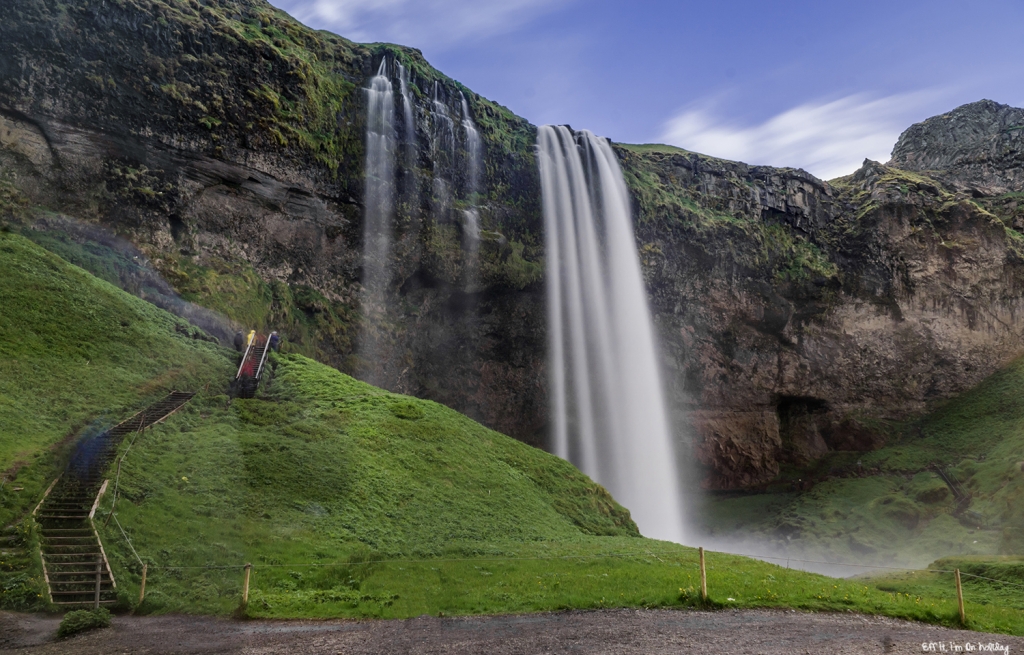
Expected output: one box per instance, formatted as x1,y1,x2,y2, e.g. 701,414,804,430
1,608,1021,654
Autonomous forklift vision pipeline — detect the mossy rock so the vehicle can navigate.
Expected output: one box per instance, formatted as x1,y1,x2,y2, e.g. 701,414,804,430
870,495,922,529
914,484,951,505
389,399,425,420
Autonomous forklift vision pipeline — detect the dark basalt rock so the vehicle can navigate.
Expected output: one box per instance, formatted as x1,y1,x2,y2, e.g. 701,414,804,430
4,0,1024,489
889,99,1024,194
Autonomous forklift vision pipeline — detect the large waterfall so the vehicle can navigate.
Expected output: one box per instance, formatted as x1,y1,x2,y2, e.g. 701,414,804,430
537,125,686,543
359,60,397,384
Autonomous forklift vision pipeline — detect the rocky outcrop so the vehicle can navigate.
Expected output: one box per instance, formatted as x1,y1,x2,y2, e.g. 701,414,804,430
889,99,1024,194
4,1,1024,488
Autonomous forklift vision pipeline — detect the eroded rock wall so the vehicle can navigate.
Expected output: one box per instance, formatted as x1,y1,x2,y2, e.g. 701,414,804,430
623,143,1024,488
4,0,1024,487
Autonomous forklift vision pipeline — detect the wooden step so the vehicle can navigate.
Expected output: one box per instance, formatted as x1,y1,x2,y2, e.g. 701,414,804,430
35,391,195,606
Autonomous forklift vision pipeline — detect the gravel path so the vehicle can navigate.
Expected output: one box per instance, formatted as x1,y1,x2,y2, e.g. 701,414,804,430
2,608,1020,654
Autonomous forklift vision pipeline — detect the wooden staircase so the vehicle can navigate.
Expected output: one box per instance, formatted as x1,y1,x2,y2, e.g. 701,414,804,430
233,333,271,399
35,391,195,607
931,463,973,514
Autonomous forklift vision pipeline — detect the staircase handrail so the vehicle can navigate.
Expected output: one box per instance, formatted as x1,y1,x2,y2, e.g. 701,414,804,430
234,332,256,380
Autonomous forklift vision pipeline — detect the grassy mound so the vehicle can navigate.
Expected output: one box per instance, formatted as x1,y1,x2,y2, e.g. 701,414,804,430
3,229,1024,634
57,608,111,639
95,352,644,615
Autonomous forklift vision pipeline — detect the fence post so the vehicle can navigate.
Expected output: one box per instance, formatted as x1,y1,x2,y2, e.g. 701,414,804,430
242,563,252,606
955,568,965,624
138,564,148,605
699,547,707,601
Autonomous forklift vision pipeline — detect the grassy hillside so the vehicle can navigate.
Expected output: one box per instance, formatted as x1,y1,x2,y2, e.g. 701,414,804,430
702,353,1024,568
0,230,231,528
2,230,1024,635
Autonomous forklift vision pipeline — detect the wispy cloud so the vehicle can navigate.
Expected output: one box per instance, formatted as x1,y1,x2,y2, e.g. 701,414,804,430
271,0,572,51
660,92,941,180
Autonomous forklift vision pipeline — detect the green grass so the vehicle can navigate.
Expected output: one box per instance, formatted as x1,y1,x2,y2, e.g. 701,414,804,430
0,231,233,609
620,143,693,156
3,229,1024,634
0,232,231,527
703,354,1024,578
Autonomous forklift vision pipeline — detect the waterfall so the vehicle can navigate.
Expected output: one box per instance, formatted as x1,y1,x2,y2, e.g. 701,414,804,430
460,92,482,285
460,92,482,202
431,82,455,162
537,125,686,543
398,62,416,170
359,59,397,384
461,207,481,286
430,81,455,217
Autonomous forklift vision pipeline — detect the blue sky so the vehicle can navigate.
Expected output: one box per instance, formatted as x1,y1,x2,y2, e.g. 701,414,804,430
269,0,1024,179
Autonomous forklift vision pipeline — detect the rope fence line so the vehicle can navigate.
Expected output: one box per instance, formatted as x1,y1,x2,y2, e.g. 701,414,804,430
729,553,1024,591
103,422,146,527
957,572,1024,591
110,513,144,568
109,548,1024,590
95,415,1021,618
101,516,1024,620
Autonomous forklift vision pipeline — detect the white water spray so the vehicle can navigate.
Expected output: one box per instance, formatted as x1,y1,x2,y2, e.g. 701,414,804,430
537,125,686,543
359,60,397,383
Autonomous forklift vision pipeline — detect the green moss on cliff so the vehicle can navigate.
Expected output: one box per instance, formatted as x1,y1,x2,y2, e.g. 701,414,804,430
620,151,839,288
153,253,358,367
0,176,29,223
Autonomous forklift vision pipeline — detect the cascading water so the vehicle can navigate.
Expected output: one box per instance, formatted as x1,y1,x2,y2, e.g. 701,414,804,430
537,125,686,543
397,62,416,170
460,92,482,201
430,82,456,214
359,59,397,384
460,92,483,284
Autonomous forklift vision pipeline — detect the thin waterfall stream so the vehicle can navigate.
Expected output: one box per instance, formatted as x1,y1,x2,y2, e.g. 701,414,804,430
398,62,416,174
537,125,686,543
460,92,482,287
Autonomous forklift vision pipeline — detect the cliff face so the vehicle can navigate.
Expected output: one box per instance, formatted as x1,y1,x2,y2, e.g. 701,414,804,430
621,142,1024,487
0,0,547,445
4,0,1024,487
